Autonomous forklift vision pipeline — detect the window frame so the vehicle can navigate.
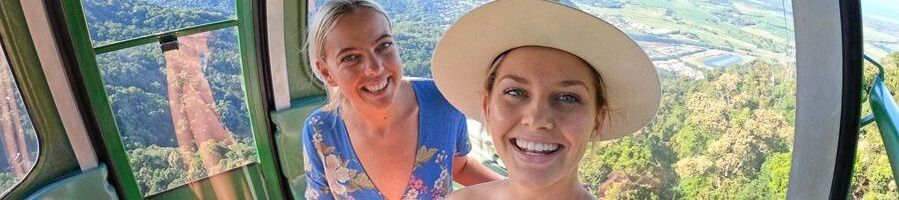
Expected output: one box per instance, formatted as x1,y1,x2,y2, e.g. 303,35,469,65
789,0,863,198
832,0,864,197
58,0,286,198
0,0,81,199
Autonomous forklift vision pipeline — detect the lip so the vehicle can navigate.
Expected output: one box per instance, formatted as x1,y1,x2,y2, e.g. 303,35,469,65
359,76,391,98
509,138,564,166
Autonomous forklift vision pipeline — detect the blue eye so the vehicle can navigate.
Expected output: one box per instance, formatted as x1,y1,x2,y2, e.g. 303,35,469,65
557,93,581,104
503,88,526,98
340,54,359,63
376,42,393,52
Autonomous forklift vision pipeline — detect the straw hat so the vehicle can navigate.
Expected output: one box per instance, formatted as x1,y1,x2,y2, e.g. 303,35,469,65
431,0,660,141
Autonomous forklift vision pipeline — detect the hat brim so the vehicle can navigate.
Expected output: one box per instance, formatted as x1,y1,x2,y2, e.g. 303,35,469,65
432,0,661,141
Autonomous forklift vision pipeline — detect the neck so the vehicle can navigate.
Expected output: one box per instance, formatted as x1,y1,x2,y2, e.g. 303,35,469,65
500,173,592,200
341,79,416,136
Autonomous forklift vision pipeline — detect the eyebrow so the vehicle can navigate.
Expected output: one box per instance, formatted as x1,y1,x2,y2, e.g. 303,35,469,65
335,34,393,57
499,74,529,84
336,47,356,57
559,80,588,89
374,34,392,44
501,74,589,91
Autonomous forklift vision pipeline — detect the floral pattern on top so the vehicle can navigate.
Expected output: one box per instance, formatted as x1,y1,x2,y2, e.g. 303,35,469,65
302,79,471,200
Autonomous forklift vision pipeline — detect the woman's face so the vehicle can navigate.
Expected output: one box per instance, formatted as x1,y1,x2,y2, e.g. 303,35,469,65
317,8,402,111
483,46,602,188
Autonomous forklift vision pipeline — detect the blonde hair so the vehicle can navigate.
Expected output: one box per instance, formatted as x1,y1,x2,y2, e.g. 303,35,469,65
304,0,390,111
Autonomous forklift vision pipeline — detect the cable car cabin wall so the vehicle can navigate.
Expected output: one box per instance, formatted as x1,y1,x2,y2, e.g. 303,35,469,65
0,0,893,199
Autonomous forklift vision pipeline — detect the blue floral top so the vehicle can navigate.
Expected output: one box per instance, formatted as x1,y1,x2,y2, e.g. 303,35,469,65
302,78,471,200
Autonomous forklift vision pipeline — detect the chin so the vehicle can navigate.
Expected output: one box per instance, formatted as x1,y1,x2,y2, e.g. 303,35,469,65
502,149,582,191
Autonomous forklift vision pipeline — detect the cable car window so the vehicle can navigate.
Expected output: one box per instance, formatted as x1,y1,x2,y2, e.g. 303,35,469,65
0,42,39,195
76,0,261,195
854,0,899,198
310,0,797,198
80,0,236,46
93,27,256,196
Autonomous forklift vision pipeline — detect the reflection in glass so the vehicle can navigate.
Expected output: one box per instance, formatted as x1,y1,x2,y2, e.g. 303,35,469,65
0,44,39,194
96,28,257,196
308,0,798,198
165,31,242,199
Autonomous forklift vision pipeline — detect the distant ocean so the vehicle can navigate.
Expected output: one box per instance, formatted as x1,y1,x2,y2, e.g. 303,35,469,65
863,0,899,21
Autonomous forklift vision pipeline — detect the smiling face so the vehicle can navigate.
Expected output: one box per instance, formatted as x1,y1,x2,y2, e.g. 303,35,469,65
483,46,604,189
316,8,402,112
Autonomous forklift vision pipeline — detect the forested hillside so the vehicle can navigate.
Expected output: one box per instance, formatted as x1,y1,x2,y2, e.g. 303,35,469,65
82,0,255,195
581,61,796,198
0,0,891,198
81,0,899,197
0,47,38,193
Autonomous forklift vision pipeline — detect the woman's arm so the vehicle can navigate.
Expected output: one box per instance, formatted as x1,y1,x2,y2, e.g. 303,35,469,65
451,155,504,186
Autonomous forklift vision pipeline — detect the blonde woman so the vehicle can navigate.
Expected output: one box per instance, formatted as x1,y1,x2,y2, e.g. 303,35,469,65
432,0,661,199
301,0,502,199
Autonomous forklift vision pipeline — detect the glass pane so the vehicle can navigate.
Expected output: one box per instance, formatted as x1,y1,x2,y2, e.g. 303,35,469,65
81,0,237,46
854,0,899,198
96,27,257,196
311,0,797,198
0,43,39,194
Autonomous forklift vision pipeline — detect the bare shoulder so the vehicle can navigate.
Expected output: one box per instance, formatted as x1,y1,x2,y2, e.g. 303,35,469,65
447,180,503,200
446,187,478,200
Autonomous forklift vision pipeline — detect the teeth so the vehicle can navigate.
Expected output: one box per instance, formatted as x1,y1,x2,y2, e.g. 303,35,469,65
515,139,559,153
364,79,388,92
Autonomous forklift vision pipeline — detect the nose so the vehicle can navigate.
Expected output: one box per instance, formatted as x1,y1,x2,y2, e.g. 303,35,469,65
363,54,384,76
520,98,554,130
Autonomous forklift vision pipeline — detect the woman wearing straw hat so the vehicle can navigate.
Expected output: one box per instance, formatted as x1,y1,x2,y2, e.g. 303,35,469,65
432,0,661,199
301,0,502,199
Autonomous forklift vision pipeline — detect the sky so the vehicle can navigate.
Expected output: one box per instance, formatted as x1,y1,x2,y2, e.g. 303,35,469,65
862,0,899,21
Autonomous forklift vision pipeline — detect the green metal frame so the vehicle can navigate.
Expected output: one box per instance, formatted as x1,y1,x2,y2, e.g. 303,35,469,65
0,0,81,199
94,19,239,54
60,0,141,198
286,0,325,99
236,0,286,198
60,0,285,198
861,55,899,188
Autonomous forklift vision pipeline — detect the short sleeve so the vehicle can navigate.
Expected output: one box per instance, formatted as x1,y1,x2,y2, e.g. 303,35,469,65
302,115,334,200
454,117,471,157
